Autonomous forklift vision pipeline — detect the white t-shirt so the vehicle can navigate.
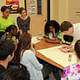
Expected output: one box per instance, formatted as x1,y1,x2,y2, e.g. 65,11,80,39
72,23,80,45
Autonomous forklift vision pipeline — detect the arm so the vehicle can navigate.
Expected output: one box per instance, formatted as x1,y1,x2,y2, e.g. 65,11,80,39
11,18,15,25
1,33,6,40
17,17,23,35
26,17,31,30
61,66,70,80
61,45,74,52
28,51,43,71
13,20,15,25
19,29,23,35
44,37,60,44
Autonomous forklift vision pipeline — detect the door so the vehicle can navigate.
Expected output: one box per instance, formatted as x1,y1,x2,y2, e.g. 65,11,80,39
68,0,80,23
26,0,47,36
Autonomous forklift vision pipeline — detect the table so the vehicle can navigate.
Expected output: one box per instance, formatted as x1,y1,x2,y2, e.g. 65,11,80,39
35,39,64,70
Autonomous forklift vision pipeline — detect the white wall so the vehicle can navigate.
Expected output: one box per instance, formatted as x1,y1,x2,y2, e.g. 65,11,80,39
50,0,69,24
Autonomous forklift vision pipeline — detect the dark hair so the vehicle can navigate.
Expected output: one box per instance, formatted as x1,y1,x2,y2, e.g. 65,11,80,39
13,33,31,64
18,7,26,14
44,20,60,34
0,40,15,60
0,64,30,80
75,40,80,59
61,21,73,32
5,25,17,32
1,6,9,12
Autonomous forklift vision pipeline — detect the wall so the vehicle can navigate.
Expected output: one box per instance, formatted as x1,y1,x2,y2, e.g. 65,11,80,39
68,0,80,23
50,0,69,24
58,0,69,23
50,0,59,21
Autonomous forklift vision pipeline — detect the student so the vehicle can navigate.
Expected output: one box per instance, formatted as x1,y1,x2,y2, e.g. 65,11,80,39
1,25,20,41
59,21,78,52
14,33,43,80
17,7,31,35
61,40,80,80
0,6,15,37
58,21,74,41
0,40,15,74
44,20,60,43
0,64,30,80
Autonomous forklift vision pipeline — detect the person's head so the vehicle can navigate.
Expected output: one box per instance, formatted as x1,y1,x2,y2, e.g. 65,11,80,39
0,64,30,80
19,7,26,17
1,6,10,18
6,25,18,36
19,33,32,50
44,20,60,34
0,40,15,62
49,26,55,32
75,40,80,60
61,21,74,34
13,33,32,64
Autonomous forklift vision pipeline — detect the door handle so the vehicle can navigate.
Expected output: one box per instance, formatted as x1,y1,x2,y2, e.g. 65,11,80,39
76,12,80,13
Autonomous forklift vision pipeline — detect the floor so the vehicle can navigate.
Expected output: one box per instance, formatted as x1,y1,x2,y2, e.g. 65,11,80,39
48,70,62,80
49,72,56,80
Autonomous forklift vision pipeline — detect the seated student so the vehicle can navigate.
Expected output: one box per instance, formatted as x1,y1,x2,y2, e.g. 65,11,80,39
1,25,20,41
17,7,31,35
0,40,15,74
44,20,60,43
0,6,15,38
61,40,80,80
0,64,30,80
14,33,43,80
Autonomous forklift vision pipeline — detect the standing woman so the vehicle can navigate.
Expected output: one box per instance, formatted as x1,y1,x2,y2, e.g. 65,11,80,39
17,7,31,35
0,6,15,37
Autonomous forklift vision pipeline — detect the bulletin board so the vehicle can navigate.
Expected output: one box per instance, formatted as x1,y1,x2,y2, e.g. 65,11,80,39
0,0,26,14
6,0,19,13
30,0,36,15
27,0,42,15
37,0,42,14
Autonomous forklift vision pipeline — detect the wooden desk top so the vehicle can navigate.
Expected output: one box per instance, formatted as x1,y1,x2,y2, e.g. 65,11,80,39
35,39,64,70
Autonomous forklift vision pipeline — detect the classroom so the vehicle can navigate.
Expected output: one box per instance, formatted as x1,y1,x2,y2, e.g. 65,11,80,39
0,0,80,80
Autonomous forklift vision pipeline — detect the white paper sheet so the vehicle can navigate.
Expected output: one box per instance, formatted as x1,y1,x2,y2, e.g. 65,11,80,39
32,37,40,44
37,46,77,68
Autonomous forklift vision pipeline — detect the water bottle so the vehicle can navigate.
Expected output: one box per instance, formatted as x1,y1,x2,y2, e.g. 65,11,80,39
68,53,72,61
37,32,42,39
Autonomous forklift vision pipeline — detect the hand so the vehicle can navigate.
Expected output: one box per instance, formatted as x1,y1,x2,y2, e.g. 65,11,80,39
14,39,19,45
31,42,35,50
19,30,23,35
14,39,19,52
27,30,30,33
61,45,73,52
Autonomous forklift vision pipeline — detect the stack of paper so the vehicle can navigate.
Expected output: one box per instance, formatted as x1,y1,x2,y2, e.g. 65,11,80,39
37,46,77,68
32,37,40,44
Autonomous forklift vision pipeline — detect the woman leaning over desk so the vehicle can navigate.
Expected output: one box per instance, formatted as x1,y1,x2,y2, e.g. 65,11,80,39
61,40,80,80
0,6,15,38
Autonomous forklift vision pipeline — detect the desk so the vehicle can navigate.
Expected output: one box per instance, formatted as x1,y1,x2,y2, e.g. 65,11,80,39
35,39,64,70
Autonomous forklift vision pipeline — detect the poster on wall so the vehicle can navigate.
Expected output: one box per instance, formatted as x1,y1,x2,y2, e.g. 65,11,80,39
6,0,19,14
30,0,36,15
37,0,42,14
